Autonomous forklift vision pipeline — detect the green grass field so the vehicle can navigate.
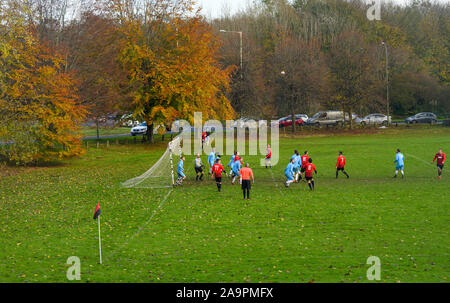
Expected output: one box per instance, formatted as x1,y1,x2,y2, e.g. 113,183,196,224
1,127,449,282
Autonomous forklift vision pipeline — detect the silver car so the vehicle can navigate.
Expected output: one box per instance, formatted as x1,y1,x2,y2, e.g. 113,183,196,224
356,114,391,125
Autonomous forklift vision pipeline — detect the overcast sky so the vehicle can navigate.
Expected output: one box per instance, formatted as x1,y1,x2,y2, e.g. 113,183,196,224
196,0,449,19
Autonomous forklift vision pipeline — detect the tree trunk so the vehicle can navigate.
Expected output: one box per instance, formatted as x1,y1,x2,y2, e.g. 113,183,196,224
146,123,154,143
291,110,296,133
96,119,100,141
349,108,353,129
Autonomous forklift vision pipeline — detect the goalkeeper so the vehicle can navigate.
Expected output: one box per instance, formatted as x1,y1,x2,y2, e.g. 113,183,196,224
194,153,204,181
176,156,186,185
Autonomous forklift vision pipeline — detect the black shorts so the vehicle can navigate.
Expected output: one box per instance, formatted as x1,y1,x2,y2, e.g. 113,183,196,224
336,167,345,171
437,164,444,169
305,176,313,181
301,167,306,173
241,179,251,190
215,176,222,183
195,167,203,174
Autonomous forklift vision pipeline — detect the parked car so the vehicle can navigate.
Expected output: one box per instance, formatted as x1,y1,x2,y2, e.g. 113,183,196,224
356,113,391,125
306,111,350,126
131,122,147,136
405,112,438,124
280,114,305,128
274,114,305,128
297,114,309,123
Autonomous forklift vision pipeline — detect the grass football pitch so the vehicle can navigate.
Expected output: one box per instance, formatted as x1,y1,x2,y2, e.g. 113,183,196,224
0,127,449,282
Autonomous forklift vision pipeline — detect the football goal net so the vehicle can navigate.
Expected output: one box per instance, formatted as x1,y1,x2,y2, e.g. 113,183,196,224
121,135,182,189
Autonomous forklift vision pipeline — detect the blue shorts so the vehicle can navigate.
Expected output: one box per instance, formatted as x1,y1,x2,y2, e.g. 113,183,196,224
177,171,185,178
285,172,294,180
396,165,404,170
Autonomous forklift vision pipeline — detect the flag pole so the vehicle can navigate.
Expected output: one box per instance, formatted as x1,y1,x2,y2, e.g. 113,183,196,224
98,216,102,264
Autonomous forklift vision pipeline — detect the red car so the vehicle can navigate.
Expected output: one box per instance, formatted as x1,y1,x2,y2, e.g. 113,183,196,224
278,115,305,128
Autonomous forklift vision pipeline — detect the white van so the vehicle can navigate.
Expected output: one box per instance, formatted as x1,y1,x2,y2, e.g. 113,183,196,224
306,111,352,126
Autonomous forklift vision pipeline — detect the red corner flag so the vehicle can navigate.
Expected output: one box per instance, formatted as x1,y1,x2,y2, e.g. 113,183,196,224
93,203,101,220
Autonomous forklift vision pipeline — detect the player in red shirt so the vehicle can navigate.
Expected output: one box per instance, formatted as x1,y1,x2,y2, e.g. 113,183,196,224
336,151,349,179
211,158,226,192
265,144,272,169
304,158,317,190
432,148,446,179
201,131,207,149
300,151,309,181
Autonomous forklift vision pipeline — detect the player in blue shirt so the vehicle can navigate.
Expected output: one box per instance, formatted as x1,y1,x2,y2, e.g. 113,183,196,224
394,148,405,179
228,151,237,168
231,157,242,184
284,158,296,187
291,150,301,165
176,156,186,185
208,149,215,174
293,161,301,182
228,151,238,177
215,154,221,165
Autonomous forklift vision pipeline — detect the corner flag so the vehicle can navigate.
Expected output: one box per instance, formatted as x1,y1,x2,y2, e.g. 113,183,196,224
93,203,101,220
93,202,102,264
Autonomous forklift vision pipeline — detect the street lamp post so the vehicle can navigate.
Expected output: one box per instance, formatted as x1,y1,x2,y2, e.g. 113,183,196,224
381,41,390,124
219,29,243,78
281,70,295,133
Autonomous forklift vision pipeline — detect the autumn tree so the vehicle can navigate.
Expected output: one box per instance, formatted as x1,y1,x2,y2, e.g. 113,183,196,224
0,2,86,164
113,0,235,142
64,11,127,140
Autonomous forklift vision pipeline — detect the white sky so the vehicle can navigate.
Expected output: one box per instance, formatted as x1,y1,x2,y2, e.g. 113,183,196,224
196,0,449,19
196,0,252,19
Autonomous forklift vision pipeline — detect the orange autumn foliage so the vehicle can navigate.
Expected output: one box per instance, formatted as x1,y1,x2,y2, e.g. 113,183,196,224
118,9,235,133
0,8,86,164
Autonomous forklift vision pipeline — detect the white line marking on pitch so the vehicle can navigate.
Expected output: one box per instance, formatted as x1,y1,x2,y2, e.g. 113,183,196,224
404,153,434,167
